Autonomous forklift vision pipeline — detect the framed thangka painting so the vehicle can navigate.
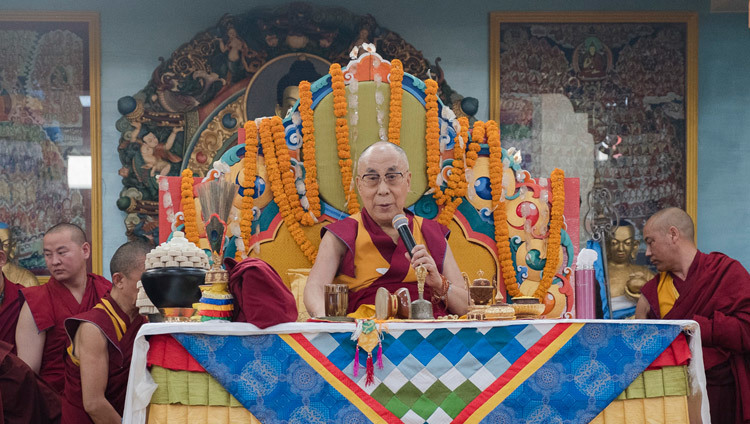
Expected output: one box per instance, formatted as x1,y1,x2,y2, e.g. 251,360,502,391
0,12,102,281
490,12,697,266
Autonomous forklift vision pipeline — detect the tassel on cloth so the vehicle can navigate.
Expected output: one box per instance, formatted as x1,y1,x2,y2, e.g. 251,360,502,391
353,346,359,377
376,340,384,370
351,319,387,385
366,353,375,386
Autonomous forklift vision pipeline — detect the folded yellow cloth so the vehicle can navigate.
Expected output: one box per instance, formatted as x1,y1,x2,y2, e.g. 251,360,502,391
347,304,375,319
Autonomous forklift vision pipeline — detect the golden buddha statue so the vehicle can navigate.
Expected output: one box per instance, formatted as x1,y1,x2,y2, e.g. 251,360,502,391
0,225,39,287
274,58,322,118
606,224,653,317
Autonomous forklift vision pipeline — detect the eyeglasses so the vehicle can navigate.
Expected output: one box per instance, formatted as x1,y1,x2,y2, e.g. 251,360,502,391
359,172,405,187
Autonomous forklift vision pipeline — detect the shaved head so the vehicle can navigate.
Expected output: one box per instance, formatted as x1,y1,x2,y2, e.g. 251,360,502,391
45,223,87,246
645,207,695,243
357,141,409,174
110,240,150,278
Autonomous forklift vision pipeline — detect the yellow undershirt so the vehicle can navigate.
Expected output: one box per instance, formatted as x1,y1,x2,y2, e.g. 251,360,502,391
656,272,679,317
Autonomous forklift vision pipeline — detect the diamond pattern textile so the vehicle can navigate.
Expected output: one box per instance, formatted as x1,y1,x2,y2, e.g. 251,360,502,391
174,321,682,423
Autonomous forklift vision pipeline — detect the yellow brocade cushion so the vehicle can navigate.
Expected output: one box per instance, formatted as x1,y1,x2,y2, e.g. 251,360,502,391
288,268,311,321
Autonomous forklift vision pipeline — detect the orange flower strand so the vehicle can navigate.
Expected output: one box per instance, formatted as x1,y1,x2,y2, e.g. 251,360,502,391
424,79,448,208
180,169,200,244
271,116,306,224
258,117,317,263
388,59,403,145
331,63,359,214
467,121,484,169
486,120,520,298
437,117,469,226
534,168,566,300
299,80,320,224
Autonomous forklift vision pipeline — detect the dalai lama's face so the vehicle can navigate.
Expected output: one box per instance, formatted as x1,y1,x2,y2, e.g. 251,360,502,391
356,146,411,228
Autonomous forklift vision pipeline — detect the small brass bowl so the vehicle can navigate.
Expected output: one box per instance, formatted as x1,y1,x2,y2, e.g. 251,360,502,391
511,296,545,319
470,286,495,306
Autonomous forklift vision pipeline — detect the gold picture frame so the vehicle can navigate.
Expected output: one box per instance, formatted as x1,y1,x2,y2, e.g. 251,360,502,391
489,12,698,245
0,11,102,282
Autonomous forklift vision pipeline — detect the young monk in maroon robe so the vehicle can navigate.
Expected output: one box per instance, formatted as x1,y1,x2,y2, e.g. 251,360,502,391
16,223,111,394
635,207,750,424
304,141,470,318
62,241,149,424
0,249,23,350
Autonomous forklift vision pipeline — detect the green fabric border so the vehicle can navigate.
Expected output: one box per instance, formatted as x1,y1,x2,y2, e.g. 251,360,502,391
150,365,243,407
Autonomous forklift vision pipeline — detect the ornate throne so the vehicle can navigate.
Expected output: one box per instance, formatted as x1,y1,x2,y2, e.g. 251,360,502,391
156,49,579,320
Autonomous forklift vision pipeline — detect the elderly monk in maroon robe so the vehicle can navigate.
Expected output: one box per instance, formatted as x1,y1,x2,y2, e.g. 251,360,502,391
16,223,111,394
62,241,149,424
635,207,750,424
0,249,22,350
304,141,469,318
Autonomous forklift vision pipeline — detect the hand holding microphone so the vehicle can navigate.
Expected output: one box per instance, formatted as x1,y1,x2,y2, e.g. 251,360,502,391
392,214,436,272
392,214,449,302
392,214,417,257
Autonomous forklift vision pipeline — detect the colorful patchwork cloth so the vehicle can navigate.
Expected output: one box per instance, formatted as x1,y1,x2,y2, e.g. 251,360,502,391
167,322,680,423
148,321,694,424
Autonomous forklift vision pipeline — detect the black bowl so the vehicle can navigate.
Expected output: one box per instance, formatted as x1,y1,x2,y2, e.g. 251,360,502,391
141,267,206,308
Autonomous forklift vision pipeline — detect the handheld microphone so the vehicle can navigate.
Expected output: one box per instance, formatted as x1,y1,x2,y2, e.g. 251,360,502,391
392,214,417,257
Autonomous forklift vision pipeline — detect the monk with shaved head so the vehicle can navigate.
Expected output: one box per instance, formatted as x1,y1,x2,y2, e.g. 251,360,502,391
636,207,750,423
16,223,111,395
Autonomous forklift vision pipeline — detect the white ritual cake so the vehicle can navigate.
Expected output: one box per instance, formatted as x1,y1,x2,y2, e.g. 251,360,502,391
136,231,210,315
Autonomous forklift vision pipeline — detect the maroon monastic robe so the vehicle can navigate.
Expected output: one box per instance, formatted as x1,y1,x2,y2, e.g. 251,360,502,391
21,274,111,394
0,340,60,424
61,292,144,424
0,275,22,351
641,251,750,424
324,209,450,317
224,257,297,328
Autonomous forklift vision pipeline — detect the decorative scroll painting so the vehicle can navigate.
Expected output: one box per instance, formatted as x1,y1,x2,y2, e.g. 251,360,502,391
0,12,102,279
490,12,697,263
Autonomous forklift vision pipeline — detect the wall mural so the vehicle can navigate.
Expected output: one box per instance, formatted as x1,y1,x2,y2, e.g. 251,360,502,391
115,3,469,244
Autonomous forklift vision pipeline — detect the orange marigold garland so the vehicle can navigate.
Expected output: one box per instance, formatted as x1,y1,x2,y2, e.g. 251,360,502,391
437,117,469,226
424,79,447,207
180,169,200,244
239,120,258,259
534,168,565,300
487,120,521,298
299,80,320,225
467,121,483,169
272,116,306,223
259,117,318,263
330,63,359,214
388,59,403,145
